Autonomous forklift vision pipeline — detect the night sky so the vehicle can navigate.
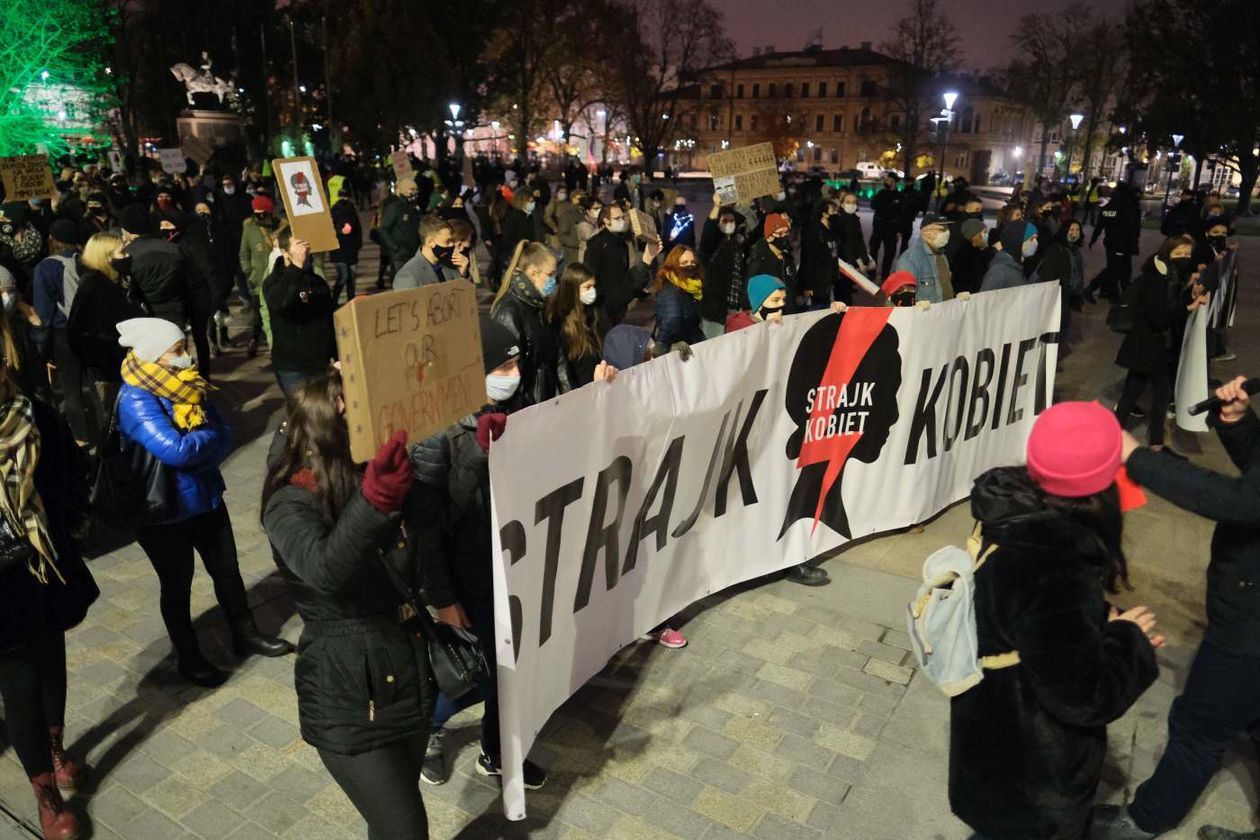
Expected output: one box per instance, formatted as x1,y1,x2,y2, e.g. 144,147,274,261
714,0,1132,71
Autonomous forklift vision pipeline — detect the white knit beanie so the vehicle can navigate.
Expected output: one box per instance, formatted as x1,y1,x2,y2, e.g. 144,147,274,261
117,318,185,363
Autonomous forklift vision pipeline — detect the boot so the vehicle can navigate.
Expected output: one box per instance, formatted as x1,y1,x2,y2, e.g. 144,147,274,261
231,616,295,659
176,646,228,688
246,338,258,359
48,727,81,796
785,564,829,587
1090,804,1159,839
31,772,80,840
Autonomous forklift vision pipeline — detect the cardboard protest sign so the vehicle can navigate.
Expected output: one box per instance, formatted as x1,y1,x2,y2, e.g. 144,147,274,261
335,281,486,462
271,156,338,253
0,155,55,202
106,148,124,173
391,150,413,178
709,142,781,204
158,148,186,175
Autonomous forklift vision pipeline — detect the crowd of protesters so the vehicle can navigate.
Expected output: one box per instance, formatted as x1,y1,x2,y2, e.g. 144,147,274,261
0,145,1251,840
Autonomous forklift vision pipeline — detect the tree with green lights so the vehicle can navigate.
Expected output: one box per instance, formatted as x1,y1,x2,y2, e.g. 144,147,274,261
0,0,110,156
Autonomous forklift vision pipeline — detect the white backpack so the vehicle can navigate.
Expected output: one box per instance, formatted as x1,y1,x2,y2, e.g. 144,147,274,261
906,525,1019,697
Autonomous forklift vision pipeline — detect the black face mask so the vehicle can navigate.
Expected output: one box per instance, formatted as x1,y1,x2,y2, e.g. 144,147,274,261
255,214,276,228
110,255,132,275
1170,256,1195,277
89,207,107,217
431,244,455,262
891,291,916,307
1208,235,1228,250
758,304,783,320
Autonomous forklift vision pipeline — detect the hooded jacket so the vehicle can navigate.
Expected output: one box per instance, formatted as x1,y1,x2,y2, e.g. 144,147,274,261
1115,257,1184,375
949,467,1158,839
980,223,1034,292
491,274,571,406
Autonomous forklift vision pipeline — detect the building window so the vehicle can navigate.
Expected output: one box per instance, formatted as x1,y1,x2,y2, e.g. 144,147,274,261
709,112,720,130
737,83,744,99
815,114,824,132
890,113,901,130
710,84,723,99
833,113,844,133
813,146,822,163
750,113,758,130
830,147,839,164
860,106,872,130
802,82,811,98
959,107,973,134
785,83,794,98
768,82,777,97
735,114,743,131
835,81,846,97
818,81,828,97
973,114,981,133
752,83,760,98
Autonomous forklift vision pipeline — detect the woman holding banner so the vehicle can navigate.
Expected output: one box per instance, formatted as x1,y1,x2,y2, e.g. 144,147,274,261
491,242,573,406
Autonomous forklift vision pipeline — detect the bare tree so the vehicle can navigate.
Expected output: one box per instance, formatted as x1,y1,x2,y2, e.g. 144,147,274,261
482,0,554,155
879,0,961,177
1074,18,1126,178
604,0,732,167
1006,4,1086,176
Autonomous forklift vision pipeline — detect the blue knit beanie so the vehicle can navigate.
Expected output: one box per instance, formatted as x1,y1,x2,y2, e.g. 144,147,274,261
746,274,786,312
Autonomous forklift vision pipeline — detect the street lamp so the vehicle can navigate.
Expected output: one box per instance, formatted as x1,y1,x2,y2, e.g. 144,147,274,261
444,102,466,160
1065,112,1084,180
1163,132,1184,213
938,90,959,183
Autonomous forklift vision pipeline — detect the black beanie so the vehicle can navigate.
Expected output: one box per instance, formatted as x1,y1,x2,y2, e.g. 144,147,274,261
119,203,153,236
480,314,520,373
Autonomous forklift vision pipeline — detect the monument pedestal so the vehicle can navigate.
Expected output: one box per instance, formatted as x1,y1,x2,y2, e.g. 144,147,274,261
175,110,245,163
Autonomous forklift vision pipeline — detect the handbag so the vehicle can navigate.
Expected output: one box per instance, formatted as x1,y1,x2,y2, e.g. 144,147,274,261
0,515,36,577
88,398,179,525
373,534,489,700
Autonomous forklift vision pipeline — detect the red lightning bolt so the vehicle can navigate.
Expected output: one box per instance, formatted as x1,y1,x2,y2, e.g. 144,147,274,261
796,307,893,532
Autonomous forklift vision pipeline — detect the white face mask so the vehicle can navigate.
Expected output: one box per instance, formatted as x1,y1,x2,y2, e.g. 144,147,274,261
556,192,568,202
486,372,521,403
222,185,236,195
1021,239,1039,258
842,204,858,214
776,191,787,201
1,291,15,312
525,201,536,215
580,287,598,305
167,354,193,370
930,231,950,251
610,218,628,234
720,222,736,235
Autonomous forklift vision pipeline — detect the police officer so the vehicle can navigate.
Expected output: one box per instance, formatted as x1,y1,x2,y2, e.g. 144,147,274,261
869,173,905,281
1086,181,1141,302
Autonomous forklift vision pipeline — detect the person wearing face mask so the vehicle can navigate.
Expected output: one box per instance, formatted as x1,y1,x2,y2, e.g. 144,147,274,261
0,202,47,290
1087,182,1141,303
664,196,696,251
117,318,293,687
550,263,616,387
1035,219,1086,357
880,271,920,308
212,174,252,313
163,209,219,377
238,195,288,357
31,220,90,442
497,191,537,279
980,221,1038,293
576,197,603,266
798,199,842,311
1196,220,1237,363
1113,235,1205,451
584,205,658,324
951,217,992,295
725,273,788,332
833,192,874,301
378,176,422,282
645,189,667,235
894,213,954,303
409,318,550,790
546,187,584,266
328,191,363,304
1160,188,1200,238
653,246,707,348
613,168,643,210
699,196,748,337
746,213,796,308
83,192,113,237
263,233,337,396
1026,197,1061,278
394,215,457,290
490,243,574,405
0,266,47,402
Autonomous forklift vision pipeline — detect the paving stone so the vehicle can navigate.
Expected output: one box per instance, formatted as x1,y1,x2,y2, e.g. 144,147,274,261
881,629,913,651
121,807,188,839
686,758,751,794
215,697,269,727
181,800,247,838
268,765,334,803
552,793,621,834
208,770,272,810
755,812,822,840
692,785,766,833
863,658,914,685
806,799,846,831
244,791,314,835
681,727,740,761
248,715,302,750
641,766,705,805
110,753,171,795
88,784,150,830
773,733,836,770
678,703,734,732
789,765,852,806
851,713,887,739
767,707,821,738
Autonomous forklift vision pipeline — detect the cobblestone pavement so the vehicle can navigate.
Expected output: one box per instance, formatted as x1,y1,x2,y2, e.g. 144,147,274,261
0,216,1256,839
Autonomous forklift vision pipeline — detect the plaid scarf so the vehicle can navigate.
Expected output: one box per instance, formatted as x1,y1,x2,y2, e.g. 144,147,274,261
0,381,61,584
120,352,213,431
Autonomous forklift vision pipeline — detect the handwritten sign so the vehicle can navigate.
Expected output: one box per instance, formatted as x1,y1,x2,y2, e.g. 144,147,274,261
335,281,486,462
391,150,413,179
0,155,55,202
709,142,780,204
157,148,186,175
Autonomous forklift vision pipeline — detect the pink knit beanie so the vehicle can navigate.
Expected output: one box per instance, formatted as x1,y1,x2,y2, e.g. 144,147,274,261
1026,401,1122,498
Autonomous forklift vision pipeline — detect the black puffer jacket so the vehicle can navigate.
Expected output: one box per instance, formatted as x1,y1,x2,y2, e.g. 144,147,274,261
491,274,572,406
263,477,441,756
125,234,190,322
1115,259,1185,376
949,467,1158,840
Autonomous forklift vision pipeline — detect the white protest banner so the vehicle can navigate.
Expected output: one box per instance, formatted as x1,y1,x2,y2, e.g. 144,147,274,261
488,283,1061,818
1175,300,1210,433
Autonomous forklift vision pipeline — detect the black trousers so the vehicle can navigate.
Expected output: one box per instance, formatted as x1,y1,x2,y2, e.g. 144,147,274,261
1129,636,1260,833
50,328,88,442
0,634,67,778
1090,250,1133,298
82,370,119,452
318,733,429,840
135,505,250,655
869,221,900,280
1115,369,1170,447
189,289,213,380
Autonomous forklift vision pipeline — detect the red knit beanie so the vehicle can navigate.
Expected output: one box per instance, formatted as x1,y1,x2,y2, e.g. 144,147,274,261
763,213,789,239
251,195,275,213
1026,401,1122,498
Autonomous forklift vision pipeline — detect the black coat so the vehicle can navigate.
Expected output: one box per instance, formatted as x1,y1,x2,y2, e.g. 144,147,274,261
491,275,571,406
263,482,439,756
1115,261,1183,375
66,269,144,379
870,187,905,226
1090,194,1140,255
834,211,869,267
498,208,533,266
125,235,190,322
745,238,795,302
797,219,840,298
330,199,363,265
0,400,98,651
950,467,1158,839
1128,411,1260,655
585,228,648,323
698,218,747,318
262,262,338,375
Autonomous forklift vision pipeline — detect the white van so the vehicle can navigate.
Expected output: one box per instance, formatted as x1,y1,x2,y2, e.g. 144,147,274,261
856,161,903,179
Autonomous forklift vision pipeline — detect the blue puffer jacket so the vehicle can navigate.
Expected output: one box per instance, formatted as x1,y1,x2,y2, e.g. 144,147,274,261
117,383,232,523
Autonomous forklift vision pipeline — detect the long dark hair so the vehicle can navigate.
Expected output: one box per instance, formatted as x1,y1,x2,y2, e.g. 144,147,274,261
550,262,602,362
1043,484,1130,594
260,373,360,522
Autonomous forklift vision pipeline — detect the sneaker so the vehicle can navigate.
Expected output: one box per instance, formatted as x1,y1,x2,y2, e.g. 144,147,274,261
652,627,687,649
420,731,447,785
1090,804,1158,839
476,753,547,790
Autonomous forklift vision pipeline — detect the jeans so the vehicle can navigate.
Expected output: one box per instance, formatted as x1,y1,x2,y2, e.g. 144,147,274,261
430,598,500,758
332,262,357,303
1115,369,1171,447
275,369,317,398
1129,637,1260,833
50,328,88,441
0,635,67,777
135,505,250,654
318,733,428,840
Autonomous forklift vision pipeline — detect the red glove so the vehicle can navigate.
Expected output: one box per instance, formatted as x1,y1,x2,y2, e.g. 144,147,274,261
475,413,507,453
362,431,413,513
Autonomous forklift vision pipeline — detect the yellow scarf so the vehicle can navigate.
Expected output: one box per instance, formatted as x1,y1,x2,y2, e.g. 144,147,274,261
668,270,704,301
0,381,62,584
120,352,213,430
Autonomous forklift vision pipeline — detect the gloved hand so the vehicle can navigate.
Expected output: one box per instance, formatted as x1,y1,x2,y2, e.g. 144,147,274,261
476,413,508,452
362,430,412,513
955,291,972,301
915,300,932,311
670,341,693,361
